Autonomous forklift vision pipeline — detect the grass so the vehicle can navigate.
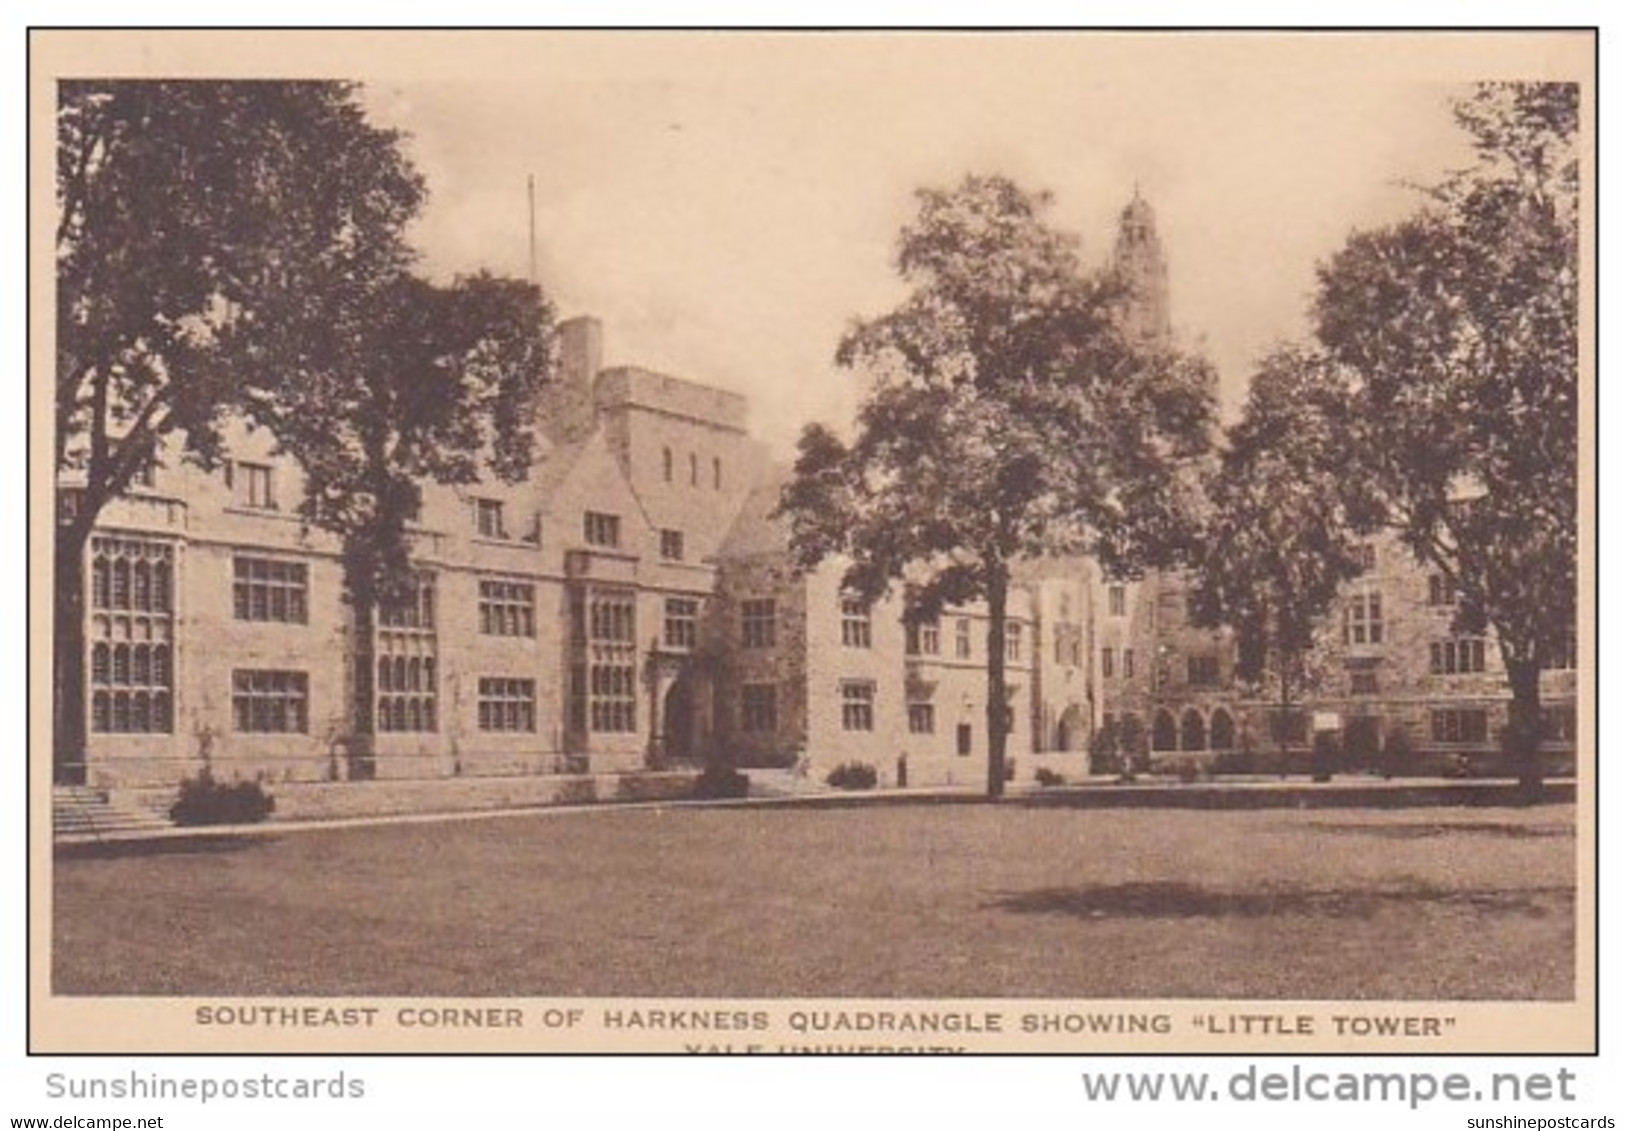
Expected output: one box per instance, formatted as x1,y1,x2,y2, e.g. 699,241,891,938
52,802,1576,1000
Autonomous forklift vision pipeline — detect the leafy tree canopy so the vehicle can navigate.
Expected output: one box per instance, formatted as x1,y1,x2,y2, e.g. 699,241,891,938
1312,81,1581,786
260,270,555,608
1314,81,1578,670
782,174,1215,615
1188,346,1372,711
56,80,423,514
779,174,1215,795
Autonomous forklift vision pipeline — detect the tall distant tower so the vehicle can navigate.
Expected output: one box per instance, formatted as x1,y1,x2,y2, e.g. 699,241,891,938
1111,189,1172,348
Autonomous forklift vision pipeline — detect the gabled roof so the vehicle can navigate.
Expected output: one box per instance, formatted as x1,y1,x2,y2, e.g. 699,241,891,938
715,464,793,559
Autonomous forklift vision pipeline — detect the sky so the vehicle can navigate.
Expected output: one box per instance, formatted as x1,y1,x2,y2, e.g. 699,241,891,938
349,31,1594,454
167,32,1596,457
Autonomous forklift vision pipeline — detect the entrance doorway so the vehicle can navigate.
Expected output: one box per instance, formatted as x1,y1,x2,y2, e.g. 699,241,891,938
1056,704,1088,752
662,678,695,763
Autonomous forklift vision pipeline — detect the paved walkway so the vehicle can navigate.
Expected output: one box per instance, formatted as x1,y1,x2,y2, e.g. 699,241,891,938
50,773,1576,848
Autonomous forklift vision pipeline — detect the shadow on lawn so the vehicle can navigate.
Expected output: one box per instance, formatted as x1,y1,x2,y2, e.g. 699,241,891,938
987,881,1574,921
1304,821,1573,840
55,835,270,861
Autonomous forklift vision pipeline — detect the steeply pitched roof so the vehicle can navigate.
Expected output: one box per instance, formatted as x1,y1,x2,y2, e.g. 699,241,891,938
715,464,793,559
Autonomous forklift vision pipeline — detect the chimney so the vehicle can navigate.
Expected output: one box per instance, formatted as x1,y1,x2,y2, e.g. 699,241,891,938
542,316,603,444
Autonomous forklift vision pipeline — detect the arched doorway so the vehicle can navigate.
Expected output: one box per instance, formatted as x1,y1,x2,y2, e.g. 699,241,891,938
1152,709,1178,752
1056,704,1088,752
1180,708,1207,751
662,678,695,763
1210,709,1236,751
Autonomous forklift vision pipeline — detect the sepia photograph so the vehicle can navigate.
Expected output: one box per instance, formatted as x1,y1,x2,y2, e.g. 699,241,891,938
29,27,1594,1054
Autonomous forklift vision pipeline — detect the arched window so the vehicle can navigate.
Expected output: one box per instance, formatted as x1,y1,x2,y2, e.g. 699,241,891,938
1181,708,1207,751
1152,709,1178,752
1210,709,1236,750
662,447,673,482
713,456,722,489
689,453,699,485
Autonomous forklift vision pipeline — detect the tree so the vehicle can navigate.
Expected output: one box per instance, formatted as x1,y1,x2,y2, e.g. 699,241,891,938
1313,82,1580,794
778,175,1214,797
1187,346,1373,761
54,81,423,782
256,271,554,777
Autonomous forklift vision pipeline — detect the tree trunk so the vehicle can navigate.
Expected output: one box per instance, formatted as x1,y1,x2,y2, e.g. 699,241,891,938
349,584,378,781
984,567,1008,799
1503,655,1544,802
54,521,91,785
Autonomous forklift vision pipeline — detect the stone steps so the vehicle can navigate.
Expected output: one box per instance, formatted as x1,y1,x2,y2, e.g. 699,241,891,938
54,785,174,840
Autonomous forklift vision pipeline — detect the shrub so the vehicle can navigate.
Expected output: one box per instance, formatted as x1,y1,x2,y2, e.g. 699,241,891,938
170,770,275,826
1088,721,1120,775
825,761,878,790
1034,766,1066,787
692,764,750,799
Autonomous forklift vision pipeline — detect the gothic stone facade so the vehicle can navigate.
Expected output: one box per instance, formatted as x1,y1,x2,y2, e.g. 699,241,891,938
63,192,1577,790
1102,551,1579,774
66,314,1103,791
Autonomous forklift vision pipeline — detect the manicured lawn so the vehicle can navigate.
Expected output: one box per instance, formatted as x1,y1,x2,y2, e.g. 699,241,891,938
53,802,1576,999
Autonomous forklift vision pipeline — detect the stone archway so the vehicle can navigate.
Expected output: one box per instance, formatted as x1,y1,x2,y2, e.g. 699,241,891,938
1180,708,1207,751
1210,708,1236,751
662,677,695,763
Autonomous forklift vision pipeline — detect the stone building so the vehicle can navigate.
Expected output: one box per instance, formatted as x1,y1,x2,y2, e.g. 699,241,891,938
64,316,769,787
705,478,1096,787
1122,544,1579,772
59,190,1577,791
63,307,1102,791
1093,194,1578,772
